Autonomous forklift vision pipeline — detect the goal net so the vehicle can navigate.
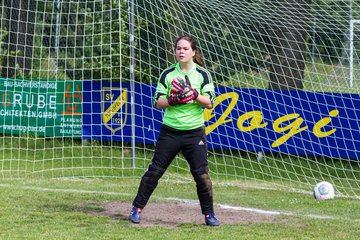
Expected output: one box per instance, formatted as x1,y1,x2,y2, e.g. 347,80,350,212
1,0,360,197
350,19,360,87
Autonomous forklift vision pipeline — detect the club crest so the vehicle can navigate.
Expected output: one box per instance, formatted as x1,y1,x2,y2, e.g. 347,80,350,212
102,87,128,134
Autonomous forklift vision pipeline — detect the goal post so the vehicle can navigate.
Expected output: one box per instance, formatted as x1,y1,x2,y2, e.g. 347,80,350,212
0,0,360,198
349,19,360,87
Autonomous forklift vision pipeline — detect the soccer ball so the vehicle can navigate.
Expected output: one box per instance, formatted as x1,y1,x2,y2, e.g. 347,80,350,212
313,181,335,200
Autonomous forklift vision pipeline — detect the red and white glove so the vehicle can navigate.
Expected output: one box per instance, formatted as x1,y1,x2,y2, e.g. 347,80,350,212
168,91,194,106
171,77,187,92
182,75,199,101
168,76,199,106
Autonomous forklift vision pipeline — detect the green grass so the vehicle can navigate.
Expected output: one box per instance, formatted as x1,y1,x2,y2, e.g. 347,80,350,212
0,137,360,238
1,126,360,239
1,137,360,196
0,178,359,239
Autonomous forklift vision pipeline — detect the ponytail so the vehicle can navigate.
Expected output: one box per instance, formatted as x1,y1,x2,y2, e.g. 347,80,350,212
193,50,204,67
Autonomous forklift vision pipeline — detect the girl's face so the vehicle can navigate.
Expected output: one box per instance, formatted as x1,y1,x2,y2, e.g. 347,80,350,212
175,39,195,64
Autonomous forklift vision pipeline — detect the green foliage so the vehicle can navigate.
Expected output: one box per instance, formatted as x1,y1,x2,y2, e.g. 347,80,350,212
1,0,360,85
0,27,8,74
33,0,129,81
135,1,177,84
311,0,349,63
178,0,268,82
0,28,8,57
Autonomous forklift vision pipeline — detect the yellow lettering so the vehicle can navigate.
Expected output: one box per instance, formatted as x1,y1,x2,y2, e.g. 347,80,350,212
313,110,338,138
105,93,114,101
204,92,238,135
204,91,339,148
237,111,268,131
272,113,307,148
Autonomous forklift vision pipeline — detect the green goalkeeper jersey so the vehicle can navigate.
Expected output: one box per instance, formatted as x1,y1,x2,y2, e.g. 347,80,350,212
154,62,216,130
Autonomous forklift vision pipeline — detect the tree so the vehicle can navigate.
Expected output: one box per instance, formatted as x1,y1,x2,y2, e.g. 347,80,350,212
266,0,311,90
1,0,35,78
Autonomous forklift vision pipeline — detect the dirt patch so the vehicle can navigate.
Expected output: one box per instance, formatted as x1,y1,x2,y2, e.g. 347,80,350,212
93,201,278,227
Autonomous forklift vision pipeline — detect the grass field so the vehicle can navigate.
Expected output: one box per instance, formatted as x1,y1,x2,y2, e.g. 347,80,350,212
1,61,360,239
1,137,360,239
0,176,359,240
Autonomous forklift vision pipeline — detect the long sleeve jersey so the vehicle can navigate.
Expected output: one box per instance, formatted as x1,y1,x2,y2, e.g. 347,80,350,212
154,62,216,130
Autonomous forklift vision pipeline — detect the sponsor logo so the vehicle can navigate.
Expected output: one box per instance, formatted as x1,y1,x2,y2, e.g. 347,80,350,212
102,87,128,134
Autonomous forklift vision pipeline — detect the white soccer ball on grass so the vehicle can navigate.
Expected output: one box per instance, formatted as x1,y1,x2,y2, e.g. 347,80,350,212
313,181,335,200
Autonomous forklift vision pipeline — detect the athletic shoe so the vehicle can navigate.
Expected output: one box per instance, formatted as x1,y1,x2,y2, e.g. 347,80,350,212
129,206,142,223
205,212,220,226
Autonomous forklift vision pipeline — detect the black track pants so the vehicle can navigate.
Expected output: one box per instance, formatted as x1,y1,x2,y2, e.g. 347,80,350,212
132,124,214,214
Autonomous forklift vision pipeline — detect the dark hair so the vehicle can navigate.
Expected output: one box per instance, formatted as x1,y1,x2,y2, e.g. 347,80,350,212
175,35,205,67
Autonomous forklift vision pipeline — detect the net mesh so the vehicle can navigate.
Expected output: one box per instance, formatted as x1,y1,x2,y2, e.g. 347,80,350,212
0,0,360,197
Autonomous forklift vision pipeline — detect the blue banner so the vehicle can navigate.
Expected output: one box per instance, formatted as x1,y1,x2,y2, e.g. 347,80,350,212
82,81,163,144
82,81,360,159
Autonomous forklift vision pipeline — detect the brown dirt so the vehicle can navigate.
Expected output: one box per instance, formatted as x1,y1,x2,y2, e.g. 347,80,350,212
93,201,278,227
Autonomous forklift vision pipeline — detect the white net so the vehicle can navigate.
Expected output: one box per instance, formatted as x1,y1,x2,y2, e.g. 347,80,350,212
0,0,360,197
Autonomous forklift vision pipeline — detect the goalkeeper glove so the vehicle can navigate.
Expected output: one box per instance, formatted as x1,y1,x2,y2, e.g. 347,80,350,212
168,76,199,106
171,77,186,92
172,76,199,100
168,94,181,106
184,75,199,100
168,91,195,106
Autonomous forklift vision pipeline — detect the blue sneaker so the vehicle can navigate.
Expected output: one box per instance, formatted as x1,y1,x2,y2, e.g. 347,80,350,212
129,206,142,223
205,212,220,226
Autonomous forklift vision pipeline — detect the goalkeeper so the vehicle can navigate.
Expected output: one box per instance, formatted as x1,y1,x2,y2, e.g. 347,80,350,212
128,35,219,226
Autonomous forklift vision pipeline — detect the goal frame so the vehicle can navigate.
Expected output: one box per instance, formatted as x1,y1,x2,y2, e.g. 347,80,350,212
349,19,360,87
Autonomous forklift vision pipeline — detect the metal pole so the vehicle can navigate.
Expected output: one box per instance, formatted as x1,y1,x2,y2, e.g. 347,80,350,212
129,0,136,168
310,15,316,83
350,20,354,87
54,0,61,80
349,0,353,87
350,0,353,24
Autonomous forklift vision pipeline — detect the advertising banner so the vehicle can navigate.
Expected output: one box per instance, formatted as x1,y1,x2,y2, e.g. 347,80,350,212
83,81,360,159
0,78,82,137
82,81,161,143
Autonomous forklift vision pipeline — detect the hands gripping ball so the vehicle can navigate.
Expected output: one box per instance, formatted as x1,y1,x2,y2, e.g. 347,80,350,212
313,181,335,200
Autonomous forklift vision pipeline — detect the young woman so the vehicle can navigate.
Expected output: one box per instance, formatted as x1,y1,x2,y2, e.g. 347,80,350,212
129,35,219,226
